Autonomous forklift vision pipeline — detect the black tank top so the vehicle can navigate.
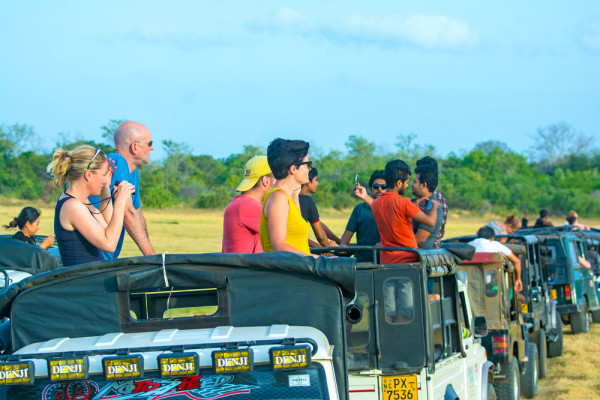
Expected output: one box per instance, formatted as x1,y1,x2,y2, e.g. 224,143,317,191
54,193,103,266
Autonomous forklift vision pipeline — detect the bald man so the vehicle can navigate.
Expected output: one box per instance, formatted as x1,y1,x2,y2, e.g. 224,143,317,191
89,121,156,259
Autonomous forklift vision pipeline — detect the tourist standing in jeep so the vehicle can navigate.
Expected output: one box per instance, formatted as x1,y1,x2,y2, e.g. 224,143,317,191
371,159,438,264
469,226,522,293
222,155,274,253
411,165,443,250
341,169,385,262
260,138,313,255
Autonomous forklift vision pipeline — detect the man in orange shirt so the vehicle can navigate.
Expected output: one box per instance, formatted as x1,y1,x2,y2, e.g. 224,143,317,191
371,159,439,264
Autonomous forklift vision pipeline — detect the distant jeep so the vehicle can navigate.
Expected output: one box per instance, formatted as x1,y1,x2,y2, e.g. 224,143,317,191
522,228,600,334
458,252,537,400
447,233,563,373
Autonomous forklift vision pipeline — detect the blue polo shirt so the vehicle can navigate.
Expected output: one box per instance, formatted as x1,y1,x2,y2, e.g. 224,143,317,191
88,152,140,259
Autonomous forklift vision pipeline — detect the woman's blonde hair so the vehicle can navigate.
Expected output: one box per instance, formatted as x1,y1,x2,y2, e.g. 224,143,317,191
46,145,107,188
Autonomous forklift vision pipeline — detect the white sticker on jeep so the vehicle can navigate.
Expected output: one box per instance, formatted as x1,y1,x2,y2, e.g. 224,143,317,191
288,374,310,387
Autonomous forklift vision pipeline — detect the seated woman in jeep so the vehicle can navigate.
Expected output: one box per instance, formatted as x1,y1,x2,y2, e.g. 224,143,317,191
4,207,54,250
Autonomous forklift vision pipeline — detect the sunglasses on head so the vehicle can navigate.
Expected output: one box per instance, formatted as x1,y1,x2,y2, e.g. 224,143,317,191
371,184,386,190
294,160,312,169
86,148,104,170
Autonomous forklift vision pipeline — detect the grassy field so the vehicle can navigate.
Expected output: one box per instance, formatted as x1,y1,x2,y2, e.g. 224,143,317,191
2,198,600,397
538,323,600,399
3,197,597,256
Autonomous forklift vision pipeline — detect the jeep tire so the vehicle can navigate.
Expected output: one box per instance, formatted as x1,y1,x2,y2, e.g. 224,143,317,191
530,328,547,379
495,358,520,400
520,343,538,398
570,301,590,334
591,308,600,323
547,319,563,358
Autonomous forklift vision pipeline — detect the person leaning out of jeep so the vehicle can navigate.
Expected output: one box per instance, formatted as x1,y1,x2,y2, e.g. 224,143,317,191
468,226,523,293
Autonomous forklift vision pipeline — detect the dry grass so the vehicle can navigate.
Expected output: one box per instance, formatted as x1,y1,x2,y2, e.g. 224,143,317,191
537,323,600,399
3,198,600,397
1,197,598,256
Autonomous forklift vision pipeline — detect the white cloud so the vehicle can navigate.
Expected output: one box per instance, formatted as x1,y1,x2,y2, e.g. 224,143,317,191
582,21,600,50
246,7,317,36
341,14,477,48
115,25,234,50
249,9,478,50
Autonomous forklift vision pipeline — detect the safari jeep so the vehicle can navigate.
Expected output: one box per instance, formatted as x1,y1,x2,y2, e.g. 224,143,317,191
501,235,563,363
525,228,600,334
0,252,356,400
447,233,563,368
313,244,495,400
458,252,537,400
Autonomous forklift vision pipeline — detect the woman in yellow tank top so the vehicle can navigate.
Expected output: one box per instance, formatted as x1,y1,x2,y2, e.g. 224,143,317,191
260,138,314,256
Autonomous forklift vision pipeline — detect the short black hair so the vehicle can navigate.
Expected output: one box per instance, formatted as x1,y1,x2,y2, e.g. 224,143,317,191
308,166,318,182
267,138,310,180
476,226,495,239
368,169,385,188
416,156,438,172
414,165,438,192
384,160,411,188
540,209,549,219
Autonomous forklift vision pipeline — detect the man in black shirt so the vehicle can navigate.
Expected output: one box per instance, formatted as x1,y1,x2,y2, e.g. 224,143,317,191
340,170,386,262
299,167,340,248
534,209,553,228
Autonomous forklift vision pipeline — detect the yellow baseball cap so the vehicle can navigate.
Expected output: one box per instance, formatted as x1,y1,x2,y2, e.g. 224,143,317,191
236,155,272,192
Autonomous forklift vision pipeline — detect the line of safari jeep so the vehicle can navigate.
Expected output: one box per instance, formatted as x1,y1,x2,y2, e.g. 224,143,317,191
0,227,598,400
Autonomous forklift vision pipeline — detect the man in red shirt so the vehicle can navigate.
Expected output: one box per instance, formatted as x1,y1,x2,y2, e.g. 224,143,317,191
222,156,275,253
371,159,439,264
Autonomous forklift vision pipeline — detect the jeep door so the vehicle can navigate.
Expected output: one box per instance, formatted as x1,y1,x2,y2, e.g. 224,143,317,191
565,237,598,310
373,265,426,373
525,242,549,324
568,238,600,310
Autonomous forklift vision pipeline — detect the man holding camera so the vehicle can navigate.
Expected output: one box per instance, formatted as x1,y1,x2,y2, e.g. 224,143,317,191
89,121,156,259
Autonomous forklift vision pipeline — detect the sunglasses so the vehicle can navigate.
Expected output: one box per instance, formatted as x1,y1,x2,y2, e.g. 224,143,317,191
371,184,386,190
135,140,153,147
86,148,104,170
294,160,313,169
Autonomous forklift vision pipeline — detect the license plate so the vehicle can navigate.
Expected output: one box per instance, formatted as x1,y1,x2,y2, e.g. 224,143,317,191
382,375,418,400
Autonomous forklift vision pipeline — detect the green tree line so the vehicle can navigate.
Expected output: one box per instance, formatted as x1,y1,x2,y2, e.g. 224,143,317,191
1,122,599,217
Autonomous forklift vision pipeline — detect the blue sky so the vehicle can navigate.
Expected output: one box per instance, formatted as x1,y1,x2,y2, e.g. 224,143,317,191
1,1,599,160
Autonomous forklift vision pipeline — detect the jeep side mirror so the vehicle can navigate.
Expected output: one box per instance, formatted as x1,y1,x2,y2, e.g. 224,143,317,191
473,316,488,338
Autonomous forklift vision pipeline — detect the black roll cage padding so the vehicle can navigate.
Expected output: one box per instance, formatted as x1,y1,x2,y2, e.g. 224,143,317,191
311,245,473,277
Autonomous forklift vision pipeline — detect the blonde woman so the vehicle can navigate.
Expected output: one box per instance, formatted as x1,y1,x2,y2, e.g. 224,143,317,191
260,138,313,256
47,145,135,266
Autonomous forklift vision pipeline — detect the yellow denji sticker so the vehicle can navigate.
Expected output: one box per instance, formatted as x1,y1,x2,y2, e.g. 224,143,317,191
382,375,418,400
